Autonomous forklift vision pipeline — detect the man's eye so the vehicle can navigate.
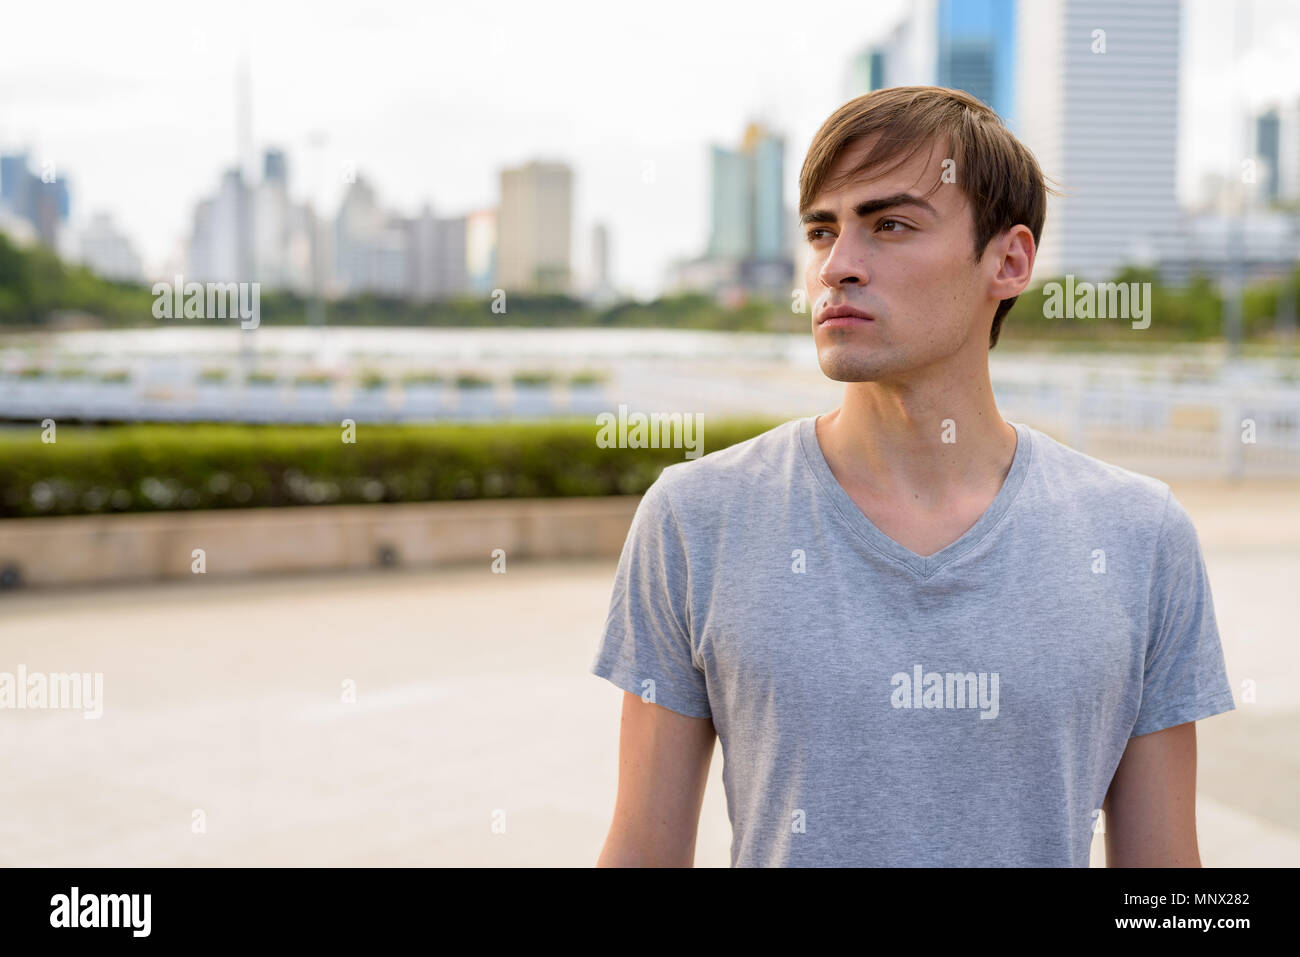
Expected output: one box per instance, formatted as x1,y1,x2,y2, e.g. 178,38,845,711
805,228,832,242
878,219,909,232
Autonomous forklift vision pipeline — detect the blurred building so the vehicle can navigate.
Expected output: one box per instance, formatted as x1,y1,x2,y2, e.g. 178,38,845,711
465,208,498,295
669,122,795,302
588,221,618,306
0,151,71,248
1016,0,1182,281
332,175,387,295
252,148,313,293
937,0,1017,126
1154,211,1300,287
497,160,573,294
845,0,938,97
77,212,143,282
186,148,319,292
187,167,252,284
1254,100,1300,206
339,186,405,299
410,205,469,301
331,183,471,301
849,1,1015,124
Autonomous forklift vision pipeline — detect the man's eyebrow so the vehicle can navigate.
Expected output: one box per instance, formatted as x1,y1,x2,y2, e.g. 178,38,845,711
800,192,938,226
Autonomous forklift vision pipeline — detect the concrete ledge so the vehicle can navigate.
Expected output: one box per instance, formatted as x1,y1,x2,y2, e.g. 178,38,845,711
0,496,641,588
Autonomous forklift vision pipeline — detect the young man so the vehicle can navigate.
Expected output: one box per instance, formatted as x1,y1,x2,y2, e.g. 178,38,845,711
590,86,1235,867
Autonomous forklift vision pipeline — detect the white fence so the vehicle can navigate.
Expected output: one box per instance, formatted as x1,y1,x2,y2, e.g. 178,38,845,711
992,366,1300,478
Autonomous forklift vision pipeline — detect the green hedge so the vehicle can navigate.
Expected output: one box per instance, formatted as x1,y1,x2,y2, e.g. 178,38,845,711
0,418,780,519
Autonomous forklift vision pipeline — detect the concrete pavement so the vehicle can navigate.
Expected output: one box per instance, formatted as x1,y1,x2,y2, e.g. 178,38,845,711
1,479,1297,866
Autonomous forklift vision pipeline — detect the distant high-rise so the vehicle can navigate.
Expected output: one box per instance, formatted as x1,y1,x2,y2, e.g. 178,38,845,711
846,47,888,94
844,0,938,98
588,221,618,305
750,127,786,260
410,205,469,301
591,223,609,287
333,176,385,294
497,160,573,295
1255,100,1300,206
263,149,288,187
0,154,28,212
78,212,142,283
187,167,252,283
253,149,294,289
936,0,1016,125
1282,100,1300,205
465,208,497,295
709,145,751,259
696,122,793,298
1016,0,1181,280
846,0,1014,124
0,151,71,248
371,214,411,299
431,216,468,298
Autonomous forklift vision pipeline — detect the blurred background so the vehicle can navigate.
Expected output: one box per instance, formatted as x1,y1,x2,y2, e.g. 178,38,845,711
0,0,1297,866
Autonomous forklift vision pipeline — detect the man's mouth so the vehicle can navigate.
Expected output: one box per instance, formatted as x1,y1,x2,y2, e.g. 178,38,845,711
816,304,876,326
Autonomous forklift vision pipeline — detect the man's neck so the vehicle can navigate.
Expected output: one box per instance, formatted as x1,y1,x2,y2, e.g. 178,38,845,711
817,369,1016,509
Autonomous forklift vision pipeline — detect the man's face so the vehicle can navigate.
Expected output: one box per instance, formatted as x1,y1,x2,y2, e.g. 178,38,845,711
802,134,995,383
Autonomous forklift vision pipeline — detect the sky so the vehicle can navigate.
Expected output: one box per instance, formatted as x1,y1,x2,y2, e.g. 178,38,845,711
2,0,1298,299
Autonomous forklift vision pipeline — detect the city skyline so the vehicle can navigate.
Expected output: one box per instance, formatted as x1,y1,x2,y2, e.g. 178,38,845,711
2,0,1299,298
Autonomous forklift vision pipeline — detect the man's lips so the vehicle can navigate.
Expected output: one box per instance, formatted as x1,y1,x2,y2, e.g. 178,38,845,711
816,304,876,326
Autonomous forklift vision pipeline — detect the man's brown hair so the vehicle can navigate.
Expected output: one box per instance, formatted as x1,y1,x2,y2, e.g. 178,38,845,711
799,86,1055,348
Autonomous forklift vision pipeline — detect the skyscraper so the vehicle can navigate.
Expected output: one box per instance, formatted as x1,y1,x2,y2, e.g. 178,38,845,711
253,149,293,289
844,0,938,98
709,145,751,260
1016,0,1181,280
465,208,498,295
846,0,1014,124
589,221,618,305
187,167,252,283
497,160,573,295
0,151,71,249
410,205,469,301
936,0,1016,126
78,212,143,283
701,122,793,296
333,176,385,294
1255,99,1300,206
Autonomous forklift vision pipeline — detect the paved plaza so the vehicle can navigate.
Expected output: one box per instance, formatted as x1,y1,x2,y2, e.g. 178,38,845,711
1,480,1297,866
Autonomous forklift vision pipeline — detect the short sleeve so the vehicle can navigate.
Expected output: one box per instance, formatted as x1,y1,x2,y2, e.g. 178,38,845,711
1130,490,1236,737
590,473,712,719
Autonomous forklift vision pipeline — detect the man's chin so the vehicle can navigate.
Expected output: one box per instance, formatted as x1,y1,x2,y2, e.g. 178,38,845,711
816,351,892,383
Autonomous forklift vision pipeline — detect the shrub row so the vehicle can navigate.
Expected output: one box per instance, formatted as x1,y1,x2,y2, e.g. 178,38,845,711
0,418,780,519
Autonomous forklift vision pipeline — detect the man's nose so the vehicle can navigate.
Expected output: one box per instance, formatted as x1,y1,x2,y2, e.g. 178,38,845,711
818,236,869,287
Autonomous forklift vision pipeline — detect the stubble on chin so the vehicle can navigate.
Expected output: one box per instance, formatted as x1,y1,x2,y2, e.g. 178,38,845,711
817,345,891,383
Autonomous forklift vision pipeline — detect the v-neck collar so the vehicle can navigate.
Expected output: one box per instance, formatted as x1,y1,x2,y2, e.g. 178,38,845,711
796,413,1034,579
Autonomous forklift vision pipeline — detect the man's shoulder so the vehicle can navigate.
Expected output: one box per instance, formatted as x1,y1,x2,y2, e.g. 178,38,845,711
650,416,806,503
1020,422,1174,526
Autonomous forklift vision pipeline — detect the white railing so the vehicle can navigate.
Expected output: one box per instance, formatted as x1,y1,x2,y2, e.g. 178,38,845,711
993,371,1300,478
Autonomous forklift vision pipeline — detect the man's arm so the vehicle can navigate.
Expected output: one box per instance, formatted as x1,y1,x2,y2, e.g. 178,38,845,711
1103,720,1201,867
596,691,716,867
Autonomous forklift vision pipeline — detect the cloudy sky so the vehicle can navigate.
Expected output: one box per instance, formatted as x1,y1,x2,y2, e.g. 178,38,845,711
2,0,1298,298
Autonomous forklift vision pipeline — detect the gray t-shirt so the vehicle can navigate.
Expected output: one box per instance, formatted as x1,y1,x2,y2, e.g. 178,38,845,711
590,414,1235,867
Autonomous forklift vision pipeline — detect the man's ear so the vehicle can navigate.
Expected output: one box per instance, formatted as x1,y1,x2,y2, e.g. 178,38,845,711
992,225,1034,300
